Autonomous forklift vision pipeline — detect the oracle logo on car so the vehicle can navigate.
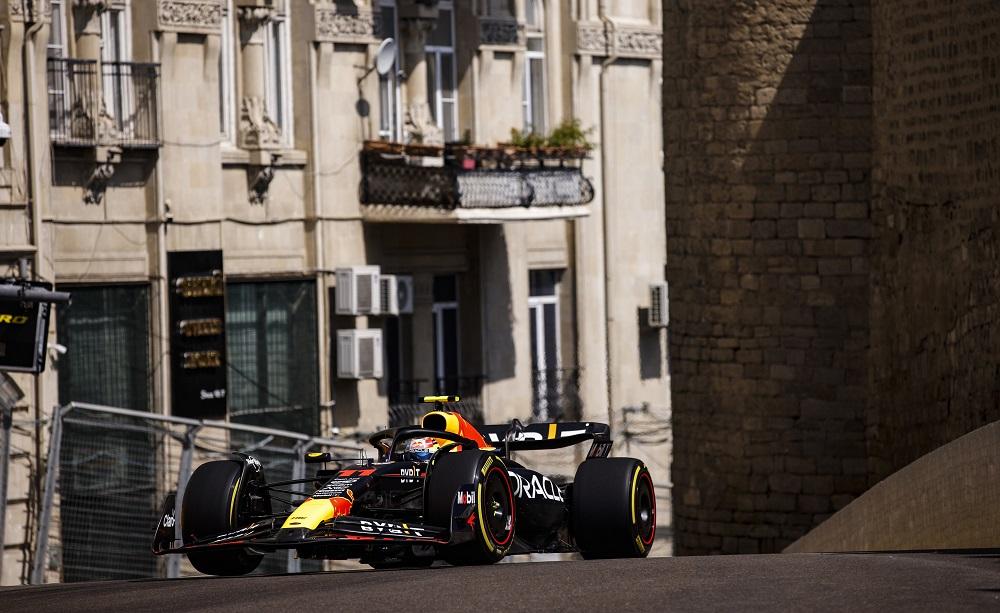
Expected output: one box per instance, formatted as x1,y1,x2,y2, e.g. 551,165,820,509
508,471,564,502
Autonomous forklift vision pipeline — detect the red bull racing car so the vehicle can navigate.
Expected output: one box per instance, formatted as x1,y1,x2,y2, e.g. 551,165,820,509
152,397,656,575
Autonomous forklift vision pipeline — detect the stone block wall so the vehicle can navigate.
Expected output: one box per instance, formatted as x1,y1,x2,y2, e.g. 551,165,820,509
868,1,1000,482
664,0,874,554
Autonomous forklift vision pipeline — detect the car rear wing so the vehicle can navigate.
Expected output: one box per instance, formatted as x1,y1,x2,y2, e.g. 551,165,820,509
478,421,613,458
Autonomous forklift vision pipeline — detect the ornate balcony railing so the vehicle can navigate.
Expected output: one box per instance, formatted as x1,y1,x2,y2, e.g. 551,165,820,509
531,367,582,422
48,58,160,148
361,142,595,210
387,375,485,427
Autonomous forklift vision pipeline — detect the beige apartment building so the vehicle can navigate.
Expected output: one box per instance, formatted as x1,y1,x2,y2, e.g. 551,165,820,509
0,0,668,581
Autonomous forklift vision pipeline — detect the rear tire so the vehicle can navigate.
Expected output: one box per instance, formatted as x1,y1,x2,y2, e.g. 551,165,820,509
181,460,265,576
425,451,515,565
571,458,655,559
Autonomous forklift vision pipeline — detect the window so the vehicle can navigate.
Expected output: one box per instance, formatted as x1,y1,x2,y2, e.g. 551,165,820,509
48,0,67,59
523,0,546,134
529,269,561,421
226,281,319,435
57,285,152,411
426,2,457,142
378,0,402,141
432,274,460,392
101,0,131,123
47,0,68,135
263,4,293,145
219,0,236,141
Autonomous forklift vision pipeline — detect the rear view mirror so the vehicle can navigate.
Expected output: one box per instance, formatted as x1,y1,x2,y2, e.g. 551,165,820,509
304,451,332,464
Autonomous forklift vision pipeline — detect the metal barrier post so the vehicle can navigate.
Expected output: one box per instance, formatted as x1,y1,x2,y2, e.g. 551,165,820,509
0,404,11,581
167,425,199,579
31,405,68,584
286,441,308,574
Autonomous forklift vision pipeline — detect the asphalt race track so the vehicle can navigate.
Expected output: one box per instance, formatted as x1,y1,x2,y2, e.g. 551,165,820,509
2,553,1000,612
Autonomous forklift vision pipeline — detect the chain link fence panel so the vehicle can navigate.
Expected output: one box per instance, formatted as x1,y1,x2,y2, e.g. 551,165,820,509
31,403,362,583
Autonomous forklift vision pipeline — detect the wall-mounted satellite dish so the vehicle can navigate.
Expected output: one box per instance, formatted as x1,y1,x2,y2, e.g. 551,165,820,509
375,38,397,76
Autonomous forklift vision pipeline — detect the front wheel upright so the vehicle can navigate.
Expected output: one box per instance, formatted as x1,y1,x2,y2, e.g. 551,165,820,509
424,451,516,565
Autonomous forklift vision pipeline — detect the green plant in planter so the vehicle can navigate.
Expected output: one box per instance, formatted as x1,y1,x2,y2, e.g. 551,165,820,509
509,127,547,148
545,118,594,151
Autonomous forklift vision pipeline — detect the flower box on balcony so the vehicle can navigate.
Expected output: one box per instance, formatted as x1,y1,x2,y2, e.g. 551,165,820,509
361,140,595,211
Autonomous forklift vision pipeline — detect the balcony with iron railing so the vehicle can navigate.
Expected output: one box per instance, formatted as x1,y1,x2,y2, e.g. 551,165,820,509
531,367,582,423
361,141,595,223
386,375,485,427
47,58,161,148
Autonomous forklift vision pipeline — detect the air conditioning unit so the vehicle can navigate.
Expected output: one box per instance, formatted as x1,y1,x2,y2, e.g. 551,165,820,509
396,275,414,314
335,266,381,315
337,329,383,379
648,282,669,328
379,275,399,316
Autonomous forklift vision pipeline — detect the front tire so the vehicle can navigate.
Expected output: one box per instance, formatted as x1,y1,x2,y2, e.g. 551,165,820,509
425,451,515,565
571,458,656,559
181,459,265,576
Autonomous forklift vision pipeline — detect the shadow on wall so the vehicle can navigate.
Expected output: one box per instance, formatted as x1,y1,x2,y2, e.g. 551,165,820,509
666,0,873,555
479,225,516,382
866,0,1000,483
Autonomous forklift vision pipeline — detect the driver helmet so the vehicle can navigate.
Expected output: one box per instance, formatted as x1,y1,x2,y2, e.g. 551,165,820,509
404,437,441,462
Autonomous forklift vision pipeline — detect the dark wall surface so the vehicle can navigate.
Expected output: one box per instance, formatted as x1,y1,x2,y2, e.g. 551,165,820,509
667,0,1000,554
867,0,1000,483
665,0,873,555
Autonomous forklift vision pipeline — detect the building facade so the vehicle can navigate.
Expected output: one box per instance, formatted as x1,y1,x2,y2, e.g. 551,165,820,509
0,0,669,582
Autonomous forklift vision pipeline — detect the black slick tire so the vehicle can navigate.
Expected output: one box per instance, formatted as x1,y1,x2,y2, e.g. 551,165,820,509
424,451,515,565
571,457,656,559
181,459,264,576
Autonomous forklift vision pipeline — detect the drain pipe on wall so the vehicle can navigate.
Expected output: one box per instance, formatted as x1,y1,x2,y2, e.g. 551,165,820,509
23,17,47,571
598,1,618,432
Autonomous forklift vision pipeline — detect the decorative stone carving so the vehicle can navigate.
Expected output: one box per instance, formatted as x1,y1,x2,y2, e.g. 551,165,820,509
314,6,380,44
478,17,523,47
84,162,116,205
575,21,662,60
72,0,111,11
237,5,274,27
239,96,281,149
575,23,608,55
157,0,223,33
613,26,662,59
404,103,442,147
84,146,121,205
247,164,276,205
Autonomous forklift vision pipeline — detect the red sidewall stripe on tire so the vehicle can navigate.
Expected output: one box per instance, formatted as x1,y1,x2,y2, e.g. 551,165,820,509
638,471,656,546
484,466,515,547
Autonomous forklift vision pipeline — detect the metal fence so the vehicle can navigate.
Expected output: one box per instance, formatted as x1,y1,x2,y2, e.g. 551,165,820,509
47,58,160,148
361,151,595,209
387,376,485,427
30,402,362,584
47,58,100,146
531,367,582,423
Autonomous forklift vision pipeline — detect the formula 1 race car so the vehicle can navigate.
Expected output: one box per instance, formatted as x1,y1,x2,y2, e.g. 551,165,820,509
152,397,656,575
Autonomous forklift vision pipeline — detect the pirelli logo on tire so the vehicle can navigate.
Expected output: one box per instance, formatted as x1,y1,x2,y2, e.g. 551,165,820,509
0,315,29,325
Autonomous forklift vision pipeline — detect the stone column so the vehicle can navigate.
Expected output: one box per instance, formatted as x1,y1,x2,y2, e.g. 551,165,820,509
236,3,280,149
399,1,442,145
72,0,109,62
